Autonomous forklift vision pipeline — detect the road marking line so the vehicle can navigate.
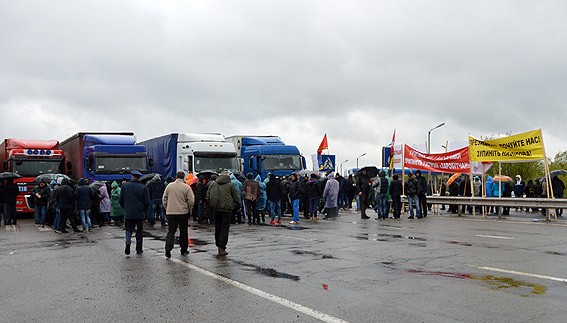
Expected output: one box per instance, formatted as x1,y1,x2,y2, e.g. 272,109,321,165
167,255,348,323
475,234,515,240
477,266,567,283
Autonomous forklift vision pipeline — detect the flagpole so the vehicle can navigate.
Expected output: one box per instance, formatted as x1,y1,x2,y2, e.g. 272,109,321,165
540,129,556,221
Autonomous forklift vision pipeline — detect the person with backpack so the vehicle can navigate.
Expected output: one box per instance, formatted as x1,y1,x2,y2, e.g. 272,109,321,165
372,170,390,220
405,173,421,219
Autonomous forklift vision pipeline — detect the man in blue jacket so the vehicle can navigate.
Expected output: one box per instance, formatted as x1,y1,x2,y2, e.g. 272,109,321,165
120,170,150,255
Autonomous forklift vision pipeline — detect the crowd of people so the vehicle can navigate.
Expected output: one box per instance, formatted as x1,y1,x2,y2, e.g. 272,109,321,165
2,168,564,257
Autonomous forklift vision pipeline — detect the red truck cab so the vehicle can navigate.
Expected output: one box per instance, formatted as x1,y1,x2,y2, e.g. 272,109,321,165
0,139,65,213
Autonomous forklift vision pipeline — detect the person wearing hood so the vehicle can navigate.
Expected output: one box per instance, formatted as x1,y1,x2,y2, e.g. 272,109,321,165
48,180,61,232
147,174,166,227
551,175,565,216
57,178,81,233
195,177,209,224
31,180,51,227
372,170,389,220
288,173,302,224
110,181,125,225
255,175,267,224
230,174,243,224
120,170,150,255
99,183,111,225
266,173,282,225
207,171,240,256
322,173,340,219
74,178,94,232
305,174,321,221
513,175,526,211
485,176,495,214
242,172,260,225
162,171,195,258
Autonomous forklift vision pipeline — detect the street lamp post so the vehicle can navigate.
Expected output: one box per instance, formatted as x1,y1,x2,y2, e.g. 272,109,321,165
356,153,366,169
340,159,349,176
427,122,445,154
427,123,445,192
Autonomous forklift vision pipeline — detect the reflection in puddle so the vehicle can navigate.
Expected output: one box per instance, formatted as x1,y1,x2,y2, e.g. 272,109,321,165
446,241,473,247
406,269,546,295
231,259,300,281
292,250,336,259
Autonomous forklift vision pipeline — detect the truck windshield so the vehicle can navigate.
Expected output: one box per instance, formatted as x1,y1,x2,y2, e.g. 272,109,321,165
195,156,239,173
95,156,148,174
13,160,62,177
261,155,303,171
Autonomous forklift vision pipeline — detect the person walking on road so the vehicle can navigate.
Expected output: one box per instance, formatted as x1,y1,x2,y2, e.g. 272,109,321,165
415,170,428,217
322,173,340,219
288,173,302,224
119,170,150,256
266,173,283,225
162,171,195,258
207,170,240,256
147,174,166,227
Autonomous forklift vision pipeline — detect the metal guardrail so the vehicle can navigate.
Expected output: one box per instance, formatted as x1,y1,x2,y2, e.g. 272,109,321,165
400,196,566,220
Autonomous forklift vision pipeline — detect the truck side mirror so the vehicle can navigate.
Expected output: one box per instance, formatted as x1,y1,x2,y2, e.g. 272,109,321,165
187,156,193,172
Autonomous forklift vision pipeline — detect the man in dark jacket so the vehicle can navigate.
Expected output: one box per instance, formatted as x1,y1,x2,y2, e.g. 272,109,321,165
119,170,150,255
389,174,403,219
356,170,371,219
57,178,81,233
147,174,166,227
242,173,260,225
195,177,208,224
551,176,565,216
3,179,19,225
266,173,282,225
288,173,302,224
74,178,93,232
31,180,51,226
405,173,421,219
207,171,240,256
415,170,428,217
306,174,321,221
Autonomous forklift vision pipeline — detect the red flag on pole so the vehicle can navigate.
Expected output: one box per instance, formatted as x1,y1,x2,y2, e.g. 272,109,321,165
317,134,328,155
389,129,396,171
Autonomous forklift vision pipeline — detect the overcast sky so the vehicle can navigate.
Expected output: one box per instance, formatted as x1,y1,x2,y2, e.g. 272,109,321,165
1,0,566,171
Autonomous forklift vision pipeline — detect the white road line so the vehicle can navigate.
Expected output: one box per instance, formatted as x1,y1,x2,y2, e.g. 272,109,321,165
166,254,348,323
477,266,567,283
474,234,515,240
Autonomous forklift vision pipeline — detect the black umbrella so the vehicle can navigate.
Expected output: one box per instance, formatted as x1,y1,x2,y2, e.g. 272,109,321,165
35,173,69,184
0,172,22,179
196,170,219,181
355,166,380,178
550,169,567,178
141,173,160,184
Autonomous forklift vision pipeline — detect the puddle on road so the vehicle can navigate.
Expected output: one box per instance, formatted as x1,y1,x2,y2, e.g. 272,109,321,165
544,251,565,256
355,233,427,242
230,259,300,281
287,226,309,231
406,269,546,295
446,241,473,247
292,250,336,259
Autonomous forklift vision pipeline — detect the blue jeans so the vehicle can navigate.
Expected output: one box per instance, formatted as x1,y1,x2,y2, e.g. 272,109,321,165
375,194,388,219
268,200,281,220
34,205,48,224
79,209,92,230
407,195,421,217
355,195,360,210
147,199,165,225
53,208,61,230
309,197,319,217
292,199,300,222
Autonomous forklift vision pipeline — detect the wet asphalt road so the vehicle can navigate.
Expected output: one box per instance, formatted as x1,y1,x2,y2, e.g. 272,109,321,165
1,209,566,323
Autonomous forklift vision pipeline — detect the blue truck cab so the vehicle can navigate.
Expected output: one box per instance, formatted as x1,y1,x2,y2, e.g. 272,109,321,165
59,132,148,183
226,136,306,180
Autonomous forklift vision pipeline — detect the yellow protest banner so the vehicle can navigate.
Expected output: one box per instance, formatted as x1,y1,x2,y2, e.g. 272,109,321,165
469,129,545,162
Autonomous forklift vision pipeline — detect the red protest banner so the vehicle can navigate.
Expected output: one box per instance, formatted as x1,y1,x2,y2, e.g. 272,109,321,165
403,145,470,173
